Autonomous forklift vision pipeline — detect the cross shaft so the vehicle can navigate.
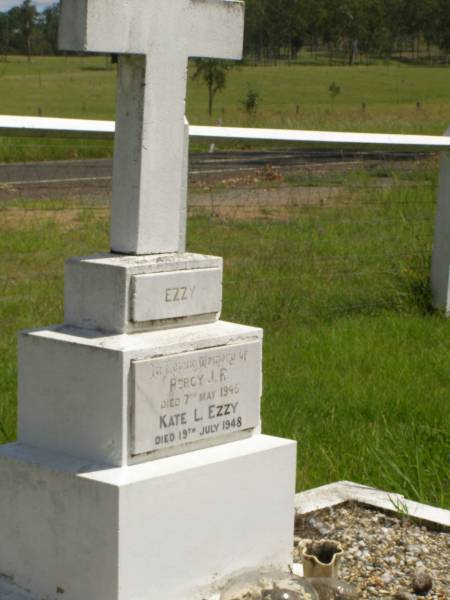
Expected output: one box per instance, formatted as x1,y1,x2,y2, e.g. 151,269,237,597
59,0,244,254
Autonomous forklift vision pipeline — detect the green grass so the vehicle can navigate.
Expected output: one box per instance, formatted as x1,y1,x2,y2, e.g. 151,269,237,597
0,169,449,508
0,55,449,161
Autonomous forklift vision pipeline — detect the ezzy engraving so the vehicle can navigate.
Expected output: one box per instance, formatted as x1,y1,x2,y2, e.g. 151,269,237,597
165,285,196,303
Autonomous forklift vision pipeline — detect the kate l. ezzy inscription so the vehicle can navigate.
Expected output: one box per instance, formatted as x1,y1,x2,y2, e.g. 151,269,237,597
131,341,261,455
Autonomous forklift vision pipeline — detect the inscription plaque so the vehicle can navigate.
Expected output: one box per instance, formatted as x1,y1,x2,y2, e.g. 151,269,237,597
131,268,222,323
131,341,261,455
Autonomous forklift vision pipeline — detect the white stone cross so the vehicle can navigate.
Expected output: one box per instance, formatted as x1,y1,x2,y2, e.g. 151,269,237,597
59,0,244,255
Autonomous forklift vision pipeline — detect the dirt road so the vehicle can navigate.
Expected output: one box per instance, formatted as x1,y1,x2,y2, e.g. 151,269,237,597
0,148,430,203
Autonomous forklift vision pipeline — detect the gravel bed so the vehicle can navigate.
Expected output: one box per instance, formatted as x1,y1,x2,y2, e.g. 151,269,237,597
294,502,450,599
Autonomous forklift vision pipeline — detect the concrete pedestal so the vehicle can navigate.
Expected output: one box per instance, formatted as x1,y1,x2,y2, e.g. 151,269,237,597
3,288,297,599
0,436,296,600
64,253,223,333
18,321,263,466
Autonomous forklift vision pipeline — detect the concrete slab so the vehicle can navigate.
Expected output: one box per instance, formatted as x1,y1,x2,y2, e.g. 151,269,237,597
295,481,450,530
18,321,262,466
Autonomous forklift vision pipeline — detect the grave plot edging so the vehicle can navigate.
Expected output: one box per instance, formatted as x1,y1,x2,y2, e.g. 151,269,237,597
295,480,450,530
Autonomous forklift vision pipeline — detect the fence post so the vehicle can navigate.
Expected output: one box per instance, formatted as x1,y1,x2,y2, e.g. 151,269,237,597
431,128,450,312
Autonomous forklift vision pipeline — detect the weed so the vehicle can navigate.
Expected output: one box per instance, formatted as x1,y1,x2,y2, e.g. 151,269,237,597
388,495,410,517
242,87,260,113
329,81,341,101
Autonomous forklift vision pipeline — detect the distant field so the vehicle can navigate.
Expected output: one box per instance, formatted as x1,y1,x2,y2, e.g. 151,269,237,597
0,166,449,508
0,55,449,161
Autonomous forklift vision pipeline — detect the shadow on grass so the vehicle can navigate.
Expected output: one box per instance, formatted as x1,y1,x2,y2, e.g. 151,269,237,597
0,420,11,444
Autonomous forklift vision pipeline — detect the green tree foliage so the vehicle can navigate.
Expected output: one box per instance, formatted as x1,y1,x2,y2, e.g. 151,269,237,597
40,3,60,55
3,0,38,60
0,0,448,63
244,0,450,64
434,0,450,57
245,0,306,60
0,12,9,60
242,87,260,113
17,0,37,61
1,0,56,59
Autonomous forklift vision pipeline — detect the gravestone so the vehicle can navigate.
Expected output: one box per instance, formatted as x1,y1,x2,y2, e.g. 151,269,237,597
0,1,297,599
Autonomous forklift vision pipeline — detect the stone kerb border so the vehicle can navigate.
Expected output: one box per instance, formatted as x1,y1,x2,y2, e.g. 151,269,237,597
294,480,450,530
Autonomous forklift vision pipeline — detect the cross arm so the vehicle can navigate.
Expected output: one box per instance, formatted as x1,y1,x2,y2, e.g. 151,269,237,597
58,0,132,54
58,0,89,51
187,0,245,60
59,0,245,58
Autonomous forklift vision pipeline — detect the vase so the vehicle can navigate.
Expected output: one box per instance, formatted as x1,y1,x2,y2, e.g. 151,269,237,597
301,539,343,579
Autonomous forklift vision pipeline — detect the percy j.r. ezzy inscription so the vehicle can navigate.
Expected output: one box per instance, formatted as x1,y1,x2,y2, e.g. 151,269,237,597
131,341,261,455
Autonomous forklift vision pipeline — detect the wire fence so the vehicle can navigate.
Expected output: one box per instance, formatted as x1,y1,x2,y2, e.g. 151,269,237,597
0,158,439,444
0,188,435,296
0,121,443,327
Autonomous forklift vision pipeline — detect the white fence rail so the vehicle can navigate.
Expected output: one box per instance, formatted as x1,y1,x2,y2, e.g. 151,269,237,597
1,115,450,150
0,114,449,312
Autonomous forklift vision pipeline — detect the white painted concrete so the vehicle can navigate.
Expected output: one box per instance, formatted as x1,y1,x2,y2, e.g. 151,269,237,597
430,131,450,311
191,125,450,149
131,340,261,455
65,253,223,333
131,267,222,323
0,436,296,600
0,114,115,138
59,0,245,255
295,481,450,529
0,444,118,600
2,115,450,150
18,321,262,466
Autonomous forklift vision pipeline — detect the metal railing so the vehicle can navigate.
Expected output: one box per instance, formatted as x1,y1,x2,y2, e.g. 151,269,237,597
0,114,449,312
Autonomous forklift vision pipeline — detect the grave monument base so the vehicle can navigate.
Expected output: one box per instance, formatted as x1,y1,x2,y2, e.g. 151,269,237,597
0,4,298,599
0,435,296,600
18,321,263,466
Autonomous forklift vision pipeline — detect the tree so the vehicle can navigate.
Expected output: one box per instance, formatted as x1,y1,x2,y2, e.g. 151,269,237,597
21,0,36,61
265,0,306,60
41,3,60,55
428,0,450,62
244,0,268,61
304,0,328,58
0,13,9,60
9,0,37,61
191,59,232,117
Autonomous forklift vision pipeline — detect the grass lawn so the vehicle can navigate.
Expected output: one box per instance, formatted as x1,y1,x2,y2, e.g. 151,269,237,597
0,55,449,161
0,165,449,508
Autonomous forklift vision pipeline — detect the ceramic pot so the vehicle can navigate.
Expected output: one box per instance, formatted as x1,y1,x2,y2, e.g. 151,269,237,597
301,539,343,579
